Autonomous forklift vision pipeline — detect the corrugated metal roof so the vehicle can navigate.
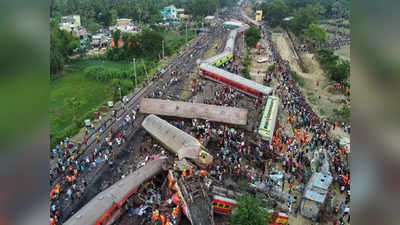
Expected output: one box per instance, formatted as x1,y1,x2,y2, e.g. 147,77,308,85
140,98,248,125
303,189,326,203
311,172,332,190
199,63,273,95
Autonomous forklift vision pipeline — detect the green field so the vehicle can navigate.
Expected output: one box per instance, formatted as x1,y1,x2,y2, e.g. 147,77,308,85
335,45,350,61
50,59,132,146
50,31,196,147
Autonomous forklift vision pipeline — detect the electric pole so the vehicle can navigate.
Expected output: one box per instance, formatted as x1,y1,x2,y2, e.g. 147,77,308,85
133,58,137,88
142,59,148,80
185,22,188,43
162,39,165,59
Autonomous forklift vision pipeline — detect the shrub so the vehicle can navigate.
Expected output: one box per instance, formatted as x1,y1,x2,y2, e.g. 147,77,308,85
267,64,275,72
84,66,131,81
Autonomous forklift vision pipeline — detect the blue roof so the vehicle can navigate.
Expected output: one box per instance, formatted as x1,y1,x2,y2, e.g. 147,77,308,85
311,173,332,190
304,189,325,203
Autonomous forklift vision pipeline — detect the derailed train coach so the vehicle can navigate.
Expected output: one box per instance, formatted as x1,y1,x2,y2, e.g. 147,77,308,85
63,157,168,225
139,98,248,126
199,63,272,98
142,114,213,168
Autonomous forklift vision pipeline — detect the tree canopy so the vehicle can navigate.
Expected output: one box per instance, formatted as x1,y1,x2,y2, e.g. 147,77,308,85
50,19,80,76
264,0,289,28
289,5,318,35
244,26,261,48
50,0,238,28
229,195,271,225
106,29,164,61
303,23,327,45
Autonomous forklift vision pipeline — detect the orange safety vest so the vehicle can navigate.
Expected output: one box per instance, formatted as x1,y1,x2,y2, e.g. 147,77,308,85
168,180,173,189
160,214,166,225
152,210,159,221
189,167,193,177
182,169,186,178
200,170,207,177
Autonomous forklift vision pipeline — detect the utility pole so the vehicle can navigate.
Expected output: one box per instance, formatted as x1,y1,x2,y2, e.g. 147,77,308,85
162,39,165,59
142,59,148,80
185,22,188,43
133,58,137,88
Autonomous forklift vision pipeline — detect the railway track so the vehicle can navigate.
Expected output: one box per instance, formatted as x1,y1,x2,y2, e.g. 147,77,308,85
57,27,223,223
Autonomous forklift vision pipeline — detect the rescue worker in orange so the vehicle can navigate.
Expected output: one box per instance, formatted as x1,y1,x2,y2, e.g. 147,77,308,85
160,214,166,225
182,169,186,178
200,170,207,177
189,166,193,177
152,209,160,225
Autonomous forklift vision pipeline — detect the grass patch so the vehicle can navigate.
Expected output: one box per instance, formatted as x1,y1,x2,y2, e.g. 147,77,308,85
50,31,196,147
319,108,326,116
291,70,305,87
50,59,139,147
307,92,317,105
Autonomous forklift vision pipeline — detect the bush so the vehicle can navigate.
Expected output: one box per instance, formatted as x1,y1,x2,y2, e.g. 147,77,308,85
328,60,350,83
242,67,251,79
230,195,271,225
267,64,275,72
84,66,131,81
315,48,349,83
331,104,351,122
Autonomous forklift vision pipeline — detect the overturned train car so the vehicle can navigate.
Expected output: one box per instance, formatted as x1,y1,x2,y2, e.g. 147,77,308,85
142,114,213,168
63,157,168,225
139,98,248,126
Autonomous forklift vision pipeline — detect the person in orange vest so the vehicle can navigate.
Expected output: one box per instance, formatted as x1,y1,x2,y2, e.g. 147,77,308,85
168,179,173,189
160,214,166,225
189,166,193,177
182,169,186,178
55,184,61,195
50,217,55,225
67,175,72,183
152,209,160,224
200,170,207,177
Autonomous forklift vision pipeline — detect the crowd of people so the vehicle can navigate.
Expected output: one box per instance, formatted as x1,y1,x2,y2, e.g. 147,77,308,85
264,27,351,223
49,29,216,224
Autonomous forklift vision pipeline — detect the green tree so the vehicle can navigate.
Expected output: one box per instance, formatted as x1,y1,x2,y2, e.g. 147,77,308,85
289,5,318,35
50,19,80,76
303,23,327,47
329,60,350,83
229,195,270,225
314,48,339,70
265,0,289,27
244,26,261,48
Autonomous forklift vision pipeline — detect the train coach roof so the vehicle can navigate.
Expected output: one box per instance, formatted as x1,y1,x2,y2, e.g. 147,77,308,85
140,98,248,125
199,63,273,95
142,114,201,160
203,51,232,64
63,157,167,225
